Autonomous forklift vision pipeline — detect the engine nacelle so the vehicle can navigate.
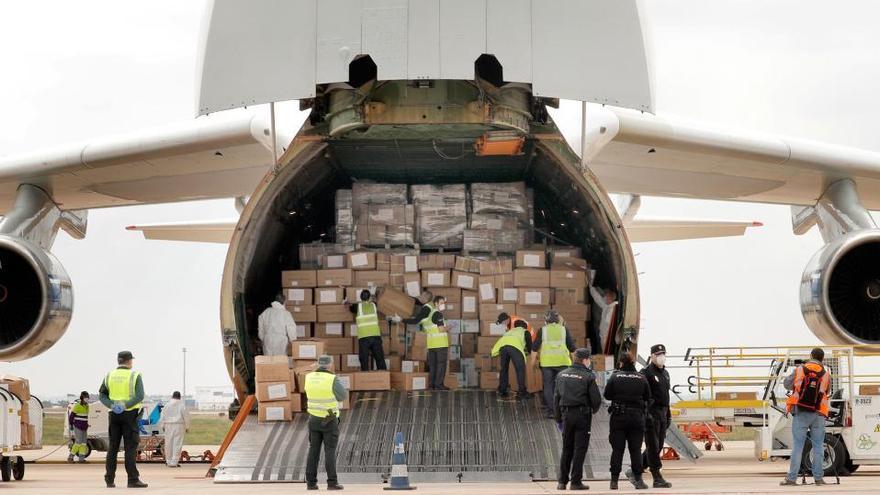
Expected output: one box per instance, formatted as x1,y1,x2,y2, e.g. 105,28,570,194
801,230,880,345
0,235,72,361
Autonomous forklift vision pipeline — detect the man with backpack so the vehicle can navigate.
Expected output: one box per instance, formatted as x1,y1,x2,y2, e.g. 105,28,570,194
781,347,831,486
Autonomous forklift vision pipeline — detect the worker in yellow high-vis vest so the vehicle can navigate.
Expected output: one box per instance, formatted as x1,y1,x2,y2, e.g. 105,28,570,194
348,290,386,371
400,295,449,390
492,312,533,400
98,351,147,489
304,355,348,491
533,310,576,418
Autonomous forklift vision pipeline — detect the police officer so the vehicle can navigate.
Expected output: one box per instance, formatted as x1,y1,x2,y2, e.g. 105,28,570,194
630,343,673,488
349,290,387,371
99,351,147,488
604,352,650,490
554,348,602,491
304,355,348,491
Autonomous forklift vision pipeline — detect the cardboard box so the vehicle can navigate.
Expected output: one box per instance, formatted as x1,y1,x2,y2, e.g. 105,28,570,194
422,270,451,288
460,334,477,358
516,250,546,268
444,301,462,319
348,252,377,270
256,381,292,402
419,254,457,269
479,303,516,321
352,371,391,391
480,372,500,390
290,393,303,412
317,269,354,287
287,304,317,323
392,254,419,273
409,332,427,361
385,355,403,371
715,391,758,400
477,336,499,355
295,323,313,339
335,373,353,390
321,337,354,355
549,248,582,261
316,288,345,305
320,253,348,269
590,354,615,371
518,288,551,305
355,270,390,288
444,374,460,390
859,384,880,395
566,320,587,338
480,321,508,337
461,291,479,318
550,269,587,289
454,256,481,273
554,288,586,305
431,288,461,302
550,255,589,271
400,273,420,297
259,400,292,422
477,355,498,371
315,322,346,338
516,304,551,322
400,360,424,373
498,287,519,303
391,372,430,391
341,354,362,372
292,358,334,376
282,270,317,288
452,271,478,290
0,375,30,402
290,340,326,361
508,357,543,393
460,320,480,334
378,287,416,319
553,304,589,322
494,273,515,288
286,288,313,305
514,269,550,288
255,355,290,382
479,259,513,275
318,304,355,323
478,277,496,303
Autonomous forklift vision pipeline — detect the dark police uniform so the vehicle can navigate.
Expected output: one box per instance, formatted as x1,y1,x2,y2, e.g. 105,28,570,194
640,344,672,488
603,362,651,487
554,351,602,490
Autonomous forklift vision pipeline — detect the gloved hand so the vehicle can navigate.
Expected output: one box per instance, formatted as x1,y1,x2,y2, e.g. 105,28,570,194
111,403,125,414
391,314,402,323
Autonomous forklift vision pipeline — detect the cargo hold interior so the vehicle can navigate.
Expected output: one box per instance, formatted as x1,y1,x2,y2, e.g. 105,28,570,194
234,135,625,367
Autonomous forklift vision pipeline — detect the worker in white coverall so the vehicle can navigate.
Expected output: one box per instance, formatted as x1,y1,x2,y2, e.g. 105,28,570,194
589,277,619,356
257,292,297,356
160,391,190,467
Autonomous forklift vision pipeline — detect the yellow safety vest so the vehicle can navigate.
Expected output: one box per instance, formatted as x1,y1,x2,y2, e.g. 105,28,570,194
420,303,448,349
491,327,526,358
104,368,142,411
539,323,572,367
356,301,382,339
305,371,339,418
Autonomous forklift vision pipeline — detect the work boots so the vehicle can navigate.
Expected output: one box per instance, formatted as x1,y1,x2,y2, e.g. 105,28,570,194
568,481,589,490
651,470,672,488
609,477,619,490
127,480,148,488
327,482,345,490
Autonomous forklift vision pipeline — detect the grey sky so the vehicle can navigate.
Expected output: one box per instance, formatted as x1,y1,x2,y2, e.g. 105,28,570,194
1,1,879,396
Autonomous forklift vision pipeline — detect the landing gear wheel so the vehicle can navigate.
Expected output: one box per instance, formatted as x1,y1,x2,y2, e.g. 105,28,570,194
0,457,10,482
716,443,724,451
802,433,847,478
12,457,24,481
704,442,712,450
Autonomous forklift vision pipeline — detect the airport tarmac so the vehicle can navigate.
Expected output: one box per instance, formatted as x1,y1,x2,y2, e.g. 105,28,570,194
9,441,878,493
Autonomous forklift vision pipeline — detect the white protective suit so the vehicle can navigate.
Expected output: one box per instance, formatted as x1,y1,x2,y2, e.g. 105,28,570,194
589,284,618,354
161,398,190,467
258,301,298,356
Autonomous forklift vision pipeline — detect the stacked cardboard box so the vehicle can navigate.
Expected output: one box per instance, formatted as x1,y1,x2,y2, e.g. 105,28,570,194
412,184,467,249
465,182,532,253
0,375,32,445
255,356,295,422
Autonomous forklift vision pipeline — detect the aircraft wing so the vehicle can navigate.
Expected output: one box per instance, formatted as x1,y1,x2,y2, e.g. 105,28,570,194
624,218,763,243
0,111,284,212
588,106,880,210
125,219,236,244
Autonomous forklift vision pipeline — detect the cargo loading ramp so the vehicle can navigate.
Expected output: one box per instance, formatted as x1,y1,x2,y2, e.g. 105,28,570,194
213,390,622,483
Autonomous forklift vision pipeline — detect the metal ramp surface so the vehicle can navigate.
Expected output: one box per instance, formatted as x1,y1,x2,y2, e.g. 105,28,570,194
214,390,622,483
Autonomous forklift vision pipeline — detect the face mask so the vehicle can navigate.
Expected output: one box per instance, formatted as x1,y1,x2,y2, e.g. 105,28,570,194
654,354,666,367
438,303,446,311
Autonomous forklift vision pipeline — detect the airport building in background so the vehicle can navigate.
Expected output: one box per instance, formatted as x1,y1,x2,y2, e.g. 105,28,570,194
195,386,235,412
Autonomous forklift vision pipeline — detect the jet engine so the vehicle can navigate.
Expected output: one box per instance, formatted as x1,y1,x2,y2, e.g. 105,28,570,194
801,230,880,345
0,235,72,361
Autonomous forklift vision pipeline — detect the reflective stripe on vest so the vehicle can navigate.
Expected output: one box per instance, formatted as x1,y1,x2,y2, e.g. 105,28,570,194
356,301,382,338
305,371,339,418
491,327,526,358
104,368,142,411
786,362,831,417
421,303,448,349
539,324,572,367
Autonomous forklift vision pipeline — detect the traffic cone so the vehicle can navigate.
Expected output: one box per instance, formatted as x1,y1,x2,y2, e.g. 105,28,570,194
384,432,416,490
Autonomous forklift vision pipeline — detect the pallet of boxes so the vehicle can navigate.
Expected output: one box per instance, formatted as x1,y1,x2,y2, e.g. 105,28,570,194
274,181,599,398
0,375,36,448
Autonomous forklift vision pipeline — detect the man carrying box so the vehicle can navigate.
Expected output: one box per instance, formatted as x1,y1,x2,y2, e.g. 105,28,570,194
533,310,577,418
398,295,449,390
349,290,387,371
492,313,532,400
304,355,348,491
